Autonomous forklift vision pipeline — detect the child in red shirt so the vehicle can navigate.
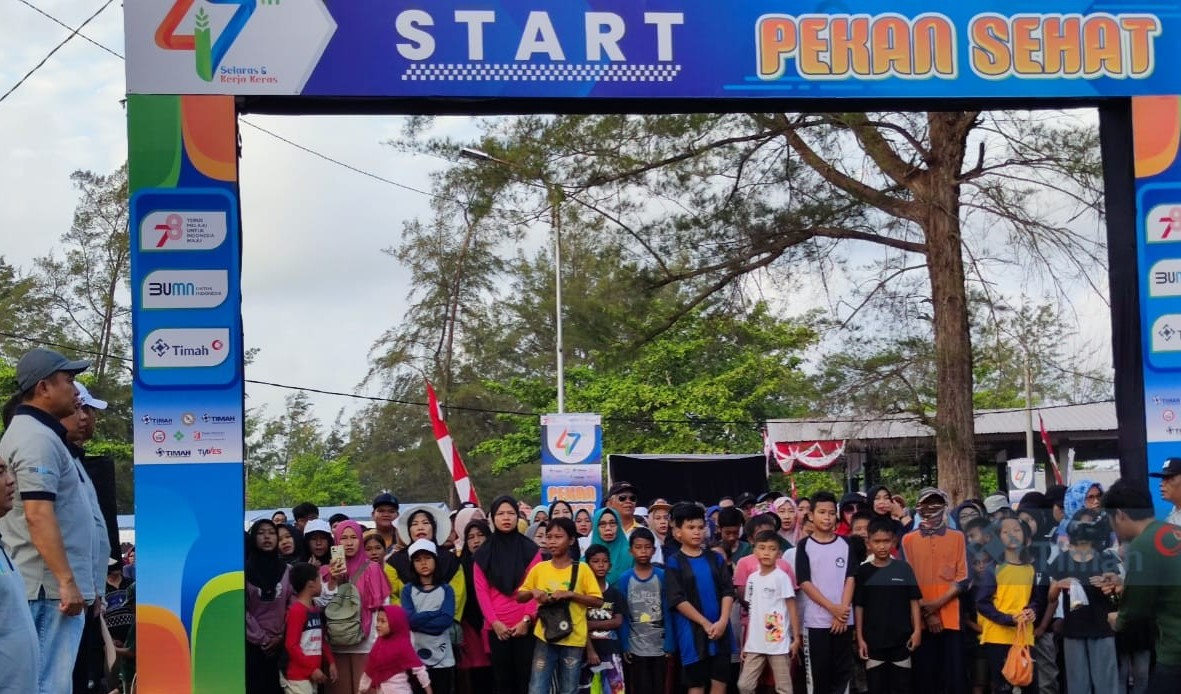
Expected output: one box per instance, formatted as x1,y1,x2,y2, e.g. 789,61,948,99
283,562,337,694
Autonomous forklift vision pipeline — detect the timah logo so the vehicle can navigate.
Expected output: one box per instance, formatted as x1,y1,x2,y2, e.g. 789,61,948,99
155,0,272,82
143,328,231,369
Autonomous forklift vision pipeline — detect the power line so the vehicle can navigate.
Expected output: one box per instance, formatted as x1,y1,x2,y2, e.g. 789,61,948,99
12,0,485,210
238,120,448,202
14,0,123,59
1,0,115,104
0,328,1117,427
5,4,1121,430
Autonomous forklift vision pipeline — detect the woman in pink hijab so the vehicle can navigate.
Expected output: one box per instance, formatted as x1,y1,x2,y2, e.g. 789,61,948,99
323,519,392,694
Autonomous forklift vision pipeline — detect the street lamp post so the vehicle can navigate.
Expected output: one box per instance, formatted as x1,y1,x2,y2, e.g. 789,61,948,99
459,147,566,413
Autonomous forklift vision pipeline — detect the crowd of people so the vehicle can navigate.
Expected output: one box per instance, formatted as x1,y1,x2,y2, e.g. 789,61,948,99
244,474,1181,694
3,346,1181,694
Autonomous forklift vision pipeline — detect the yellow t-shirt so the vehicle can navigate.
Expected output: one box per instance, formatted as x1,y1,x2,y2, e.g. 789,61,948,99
383,563,403,605
521,560,603,647
980,562,1035,646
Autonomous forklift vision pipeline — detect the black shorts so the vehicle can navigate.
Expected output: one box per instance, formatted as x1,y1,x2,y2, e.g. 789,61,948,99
682,652,731,688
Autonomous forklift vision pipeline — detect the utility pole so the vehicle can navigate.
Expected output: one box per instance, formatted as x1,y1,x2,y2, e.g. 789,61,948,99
551,190,565,413
1024,350,1035,460
460,147,567,413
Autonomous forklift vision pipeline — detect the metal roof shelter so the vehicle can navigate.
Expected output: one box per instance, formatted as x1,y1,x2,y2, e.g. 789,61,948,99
766,402,1120,484
767,402,1117,445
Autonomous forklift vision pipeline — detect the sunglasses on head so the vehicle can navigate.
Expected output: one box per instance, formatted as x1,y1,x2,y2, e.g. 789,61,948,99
616,494,637,502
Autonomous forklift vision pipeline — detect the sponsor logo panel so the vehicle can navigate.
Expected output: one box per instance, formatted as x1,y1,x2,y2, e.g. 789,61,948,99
143,269,229,309
143,328,231,368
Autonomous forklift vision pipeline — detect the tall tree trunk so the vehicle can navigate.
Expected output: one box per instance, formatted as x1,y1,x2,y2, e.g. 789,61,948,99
921,112,980,503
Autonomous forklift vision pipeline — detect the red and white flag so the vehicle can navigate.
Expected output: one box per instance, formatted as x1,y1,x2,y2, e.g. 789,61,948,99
426,380,479,506
1038,413,1064,485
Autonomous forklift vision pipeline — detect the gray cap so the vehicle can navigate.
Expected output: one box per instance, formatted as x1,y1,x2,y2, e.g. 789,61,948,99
983,493,1011,514
917,487,949,504
15,348,89,392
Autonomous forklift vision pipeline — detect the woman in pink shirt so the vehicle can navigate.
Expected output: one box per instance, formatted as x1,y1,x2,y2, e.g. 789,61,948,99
322,520,392,694
473,496,541,694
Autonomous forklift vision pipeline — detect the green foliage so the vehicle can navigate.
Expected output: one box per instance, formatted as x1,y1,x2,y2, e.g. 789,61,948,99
473,304,820,473
247,453,365,511
513,476,542,502
817,292,1111,420
767,471,844,499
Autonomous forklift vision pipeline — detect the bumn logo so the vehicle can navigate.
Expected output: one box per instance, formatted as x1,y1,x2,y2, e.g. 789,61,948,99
143,328,231,368
143,270,228,309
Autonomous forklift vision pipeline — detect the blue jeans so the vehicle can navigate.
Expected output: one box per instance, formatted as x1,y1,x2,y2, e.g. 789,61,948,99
28,598,86,694
528,640,583,694
1062,637,1119,694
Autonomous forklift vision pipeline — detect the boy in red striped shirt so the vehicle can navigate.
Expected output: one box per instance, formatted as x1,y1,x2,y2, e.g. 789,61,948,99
282,562,337,694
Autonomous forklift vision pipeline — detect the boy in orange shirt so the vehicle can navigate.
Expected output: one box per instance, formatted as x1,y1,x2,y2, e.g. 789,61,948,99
901,488,968,694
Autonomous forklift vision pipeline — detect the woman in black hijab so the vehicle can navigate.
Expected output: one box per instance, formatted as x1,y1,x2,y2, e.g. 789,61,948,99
276,523,305,565
245,519,291,694
473,496,542,694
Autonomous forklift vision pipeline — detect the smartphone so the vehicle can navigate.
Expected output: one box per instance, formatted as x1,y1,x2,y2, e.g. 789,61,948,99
330,545,345,565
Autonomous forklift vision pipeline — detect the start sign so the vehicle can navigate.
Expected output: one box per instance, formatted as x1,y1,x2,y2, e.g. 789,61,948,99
125,0,1181,100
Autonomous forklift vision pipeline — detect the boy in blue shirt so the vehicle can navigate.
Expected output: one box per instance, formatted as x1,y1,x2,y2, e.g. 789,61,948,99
615,528,675,694
665,503,736,694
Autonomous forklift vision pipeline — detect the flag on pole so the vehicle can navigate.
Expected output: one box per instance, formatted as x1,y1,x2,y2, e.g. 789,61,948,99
762,428,774,475
1038,413,1064,485
426,380,479,506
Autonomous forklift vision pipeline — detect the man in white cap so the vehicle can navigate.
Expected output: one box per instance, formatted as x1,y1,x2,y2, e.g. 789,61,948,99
1149,457,1181,526
66,382,116,694
0,347,105,694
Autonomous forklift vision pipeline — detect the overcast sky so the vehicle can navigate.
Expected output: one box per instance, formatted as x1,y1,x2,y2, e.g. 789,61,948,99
1,1,1114,433
1,1,487,425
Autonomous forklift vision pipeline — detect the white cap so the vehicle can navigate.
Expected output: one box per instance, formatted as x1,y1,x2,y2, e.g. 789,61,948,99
303,519,332,538
635,507,649,518
75,382,107,410
408,539,437,557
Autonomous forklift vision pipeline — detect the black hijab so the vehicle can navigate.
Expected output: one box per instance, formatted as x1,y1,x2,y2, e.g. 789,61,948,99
245,519,287,601
866,485,904,537
460,519,491,629
388,508,461,585
474,496,541,595
277,524,306,565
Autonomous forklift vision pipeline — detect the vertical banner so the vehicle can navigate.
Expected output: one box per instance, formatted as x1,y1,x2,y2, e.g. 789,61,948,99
1006,458,1036,505
1133,96,1181,519
541,413,603,515
128,94,245,694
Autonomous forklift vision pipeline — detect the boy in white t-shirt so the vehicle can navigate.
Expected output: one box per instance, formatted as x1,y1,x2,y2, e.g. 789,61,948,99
738,531,801,694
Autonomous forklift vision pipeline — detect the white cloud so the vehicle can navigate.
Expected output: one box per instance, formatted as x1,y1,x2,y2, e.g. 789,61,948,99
0,1,480,422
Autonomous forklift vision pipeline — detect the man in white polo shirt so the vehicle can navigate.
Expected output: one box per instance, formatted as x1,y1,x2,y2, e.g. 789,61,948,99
0,347,102,694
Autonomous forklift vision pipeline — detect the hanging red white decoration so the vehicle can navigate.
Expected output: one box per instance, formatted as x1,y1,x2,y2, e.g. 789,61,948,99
770,440,847,472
